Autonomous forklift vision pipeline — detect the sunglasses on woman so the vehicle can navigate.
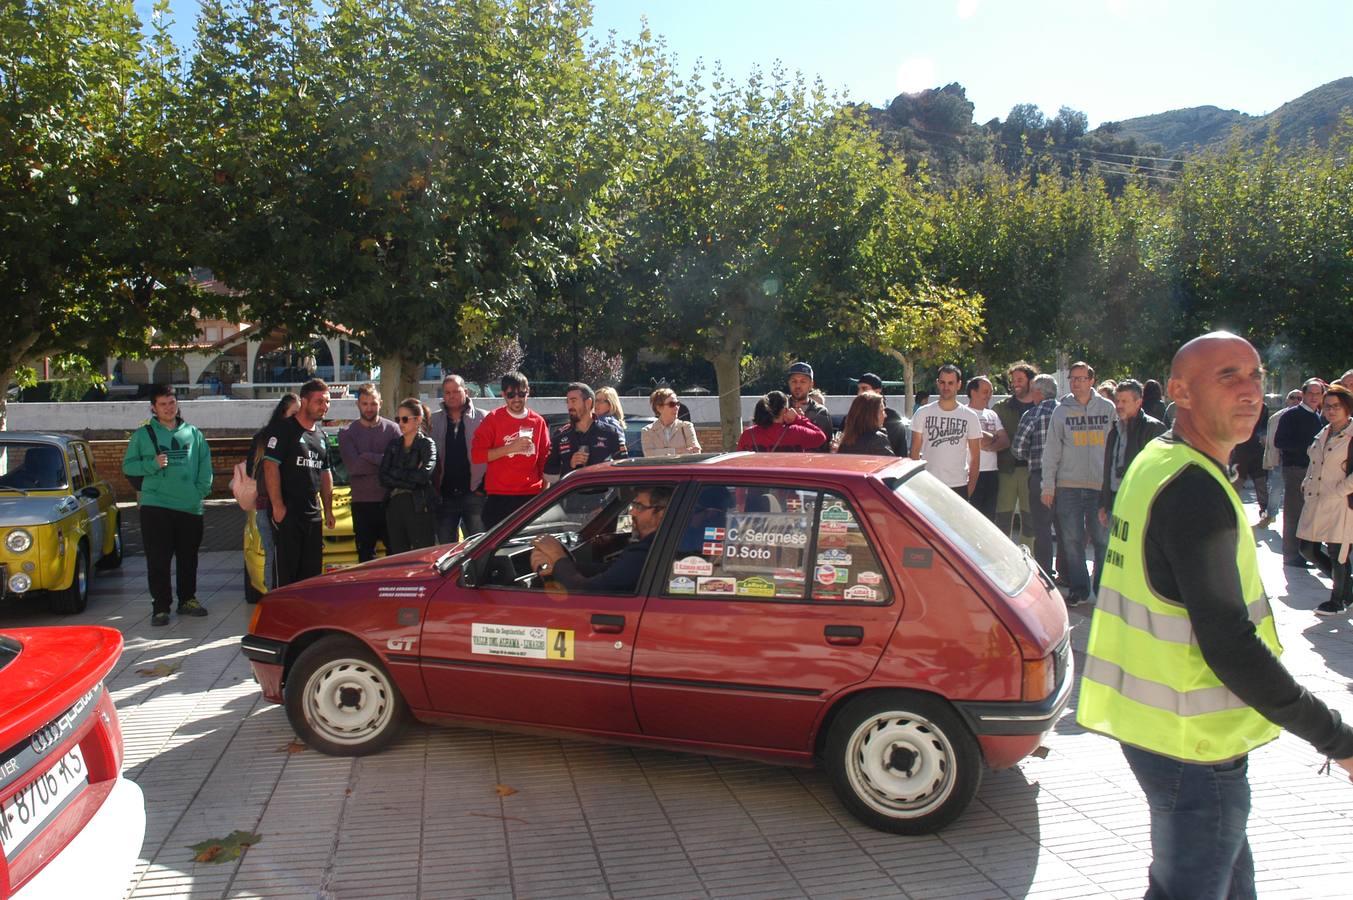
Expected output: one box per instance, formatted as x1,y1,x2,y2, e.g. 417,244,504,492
397,414,421,423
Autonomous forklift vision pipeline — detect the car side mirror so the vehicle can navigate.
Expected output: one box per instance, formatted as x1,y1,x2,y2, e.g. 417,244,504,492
459,554,481,588
80,486,101,499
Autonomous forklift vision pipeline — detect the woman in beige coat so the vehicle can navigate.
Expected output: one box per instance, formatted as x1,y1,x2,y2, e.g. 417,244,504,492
641,388,701,457
1297,384,1353,615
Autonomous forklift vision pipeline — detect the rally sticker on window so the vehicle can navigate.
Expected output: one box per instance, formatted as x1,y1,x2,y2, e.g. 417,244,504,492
856,571,882,585
844,584,878,601
736,576,775,597
673,556,714,576
817,549,852,566
815,564,838,585
669,576,696,594
697,576,737,595
471,623,574,660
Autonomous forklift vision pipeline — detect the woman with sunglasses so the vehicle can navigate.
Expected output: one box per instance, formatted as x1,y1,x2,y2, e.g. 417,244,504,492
379,398,438,553
594,387,626,430
642,388,701,456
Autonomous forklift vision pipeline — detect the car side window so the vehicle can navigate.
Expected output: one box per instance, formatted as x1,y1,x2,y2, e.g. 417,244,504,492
664,485,890,604
477,484,666,592
66,448,86,490
73,444,96,489
666,484,815,600
811,492,891,604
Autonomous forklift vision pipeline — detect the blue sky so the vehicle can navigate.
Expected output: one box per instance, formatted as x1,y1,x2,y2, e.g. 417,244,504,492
140,0,1352,127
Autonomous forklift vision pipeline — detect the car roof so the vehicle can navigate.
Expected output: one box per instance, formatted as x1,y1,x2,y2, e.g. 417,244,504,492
0,432,78,447
590,451,917,480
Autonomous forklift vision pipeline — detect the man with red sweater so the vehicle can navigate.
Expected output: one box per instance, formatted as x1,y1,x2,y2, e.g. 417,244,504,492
472,371,551,529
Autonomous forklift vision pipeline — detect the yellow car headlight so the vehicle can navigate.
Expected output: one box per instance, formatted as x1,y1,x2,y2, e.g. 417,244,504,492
5,529,32,553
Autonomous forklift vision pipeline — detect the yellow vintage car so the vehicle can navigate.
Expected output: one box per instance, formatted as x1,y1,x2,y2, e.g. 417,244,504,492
243,431,376,600
0,433,123,613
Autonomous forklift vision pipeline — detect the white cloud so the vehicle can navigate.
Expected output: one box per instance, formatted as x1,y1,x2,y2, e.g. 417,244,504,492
1105,0,1128,14
895,57,937,94
956,0,979,19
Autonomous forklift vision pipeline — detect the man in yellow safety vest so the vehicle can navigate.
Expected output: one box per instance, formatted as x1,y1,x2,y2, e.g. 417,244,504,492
1078,332,1353,899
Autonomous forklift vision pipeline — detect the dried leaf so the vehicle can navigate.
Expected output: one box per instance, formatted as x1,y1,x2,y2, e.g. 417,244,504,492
136,661,181,677
187,830,261,864
277,740,308,754
495,784,518,797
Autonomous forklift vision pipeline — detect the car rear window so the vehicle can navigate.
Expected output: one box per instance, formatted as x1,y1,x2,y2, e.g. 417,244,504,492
893,470,1032,595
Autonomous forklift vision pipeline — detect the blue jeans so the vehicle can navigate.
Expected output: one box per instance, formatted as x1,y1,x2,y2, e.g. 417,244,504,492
1055,486,1107,598
1122,744,1255,900
435,492,485,544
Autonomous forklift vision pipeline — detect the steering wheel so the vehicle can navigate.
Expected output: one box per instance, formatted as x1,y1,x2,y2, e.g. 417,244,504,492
512,534,576,588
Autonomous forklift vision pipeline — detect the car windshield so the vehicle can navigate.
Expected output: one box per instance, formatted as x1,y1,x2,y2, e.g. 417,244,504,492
0,442,68,491
893,470,1031,596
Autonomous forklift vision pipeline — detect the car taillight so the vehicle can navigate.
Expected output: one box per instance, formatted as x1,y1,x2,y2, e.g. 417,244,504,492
1022,653,1056,702
248,603,263,634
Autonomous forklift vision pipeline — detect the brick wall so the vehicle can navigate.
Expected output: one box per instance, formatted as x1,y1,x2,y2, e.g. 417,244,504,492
90,437,254,502
695,426,726,452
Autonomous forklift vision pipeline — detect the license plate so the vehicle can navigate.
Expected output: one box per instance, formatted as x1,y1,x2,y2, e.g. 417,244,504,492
0,746,88,859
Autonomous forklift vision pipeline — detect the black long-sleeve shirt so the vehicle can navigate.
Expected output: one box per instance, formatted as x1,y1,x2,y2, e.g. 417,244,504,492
1145,436,1353,759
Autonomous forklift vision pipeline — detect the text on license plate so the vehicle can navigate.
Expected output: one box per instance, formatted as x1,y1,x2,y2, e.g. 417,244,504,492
0,745,88,859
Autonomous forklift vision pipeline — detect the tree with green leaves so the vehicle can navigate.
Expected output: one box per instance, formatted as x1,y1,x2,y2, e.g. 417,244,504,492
625,67,891,445
0,0,203,428
872,280,986,414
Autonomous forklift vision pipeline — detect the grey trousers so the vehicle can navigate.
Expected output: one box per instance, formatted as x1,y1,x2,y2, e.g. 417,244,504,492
1281,465,1307,561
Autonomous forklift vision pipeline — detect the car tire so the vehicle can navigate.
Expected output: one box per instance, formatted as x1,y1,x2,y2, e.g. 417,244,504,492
824,690,982,835
96,515,123,570
284,636,409,756
49,543,91,615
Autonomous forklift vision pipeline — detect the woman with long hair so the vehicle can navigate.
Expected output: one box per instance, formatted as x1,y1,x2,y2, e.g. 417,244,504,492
248,393,299,593
594,387,626,429
736,391,826,452
641,387,701,456
379,398,438,553
1141,379,1166,421
836,392,893,455
1297,384,1353,615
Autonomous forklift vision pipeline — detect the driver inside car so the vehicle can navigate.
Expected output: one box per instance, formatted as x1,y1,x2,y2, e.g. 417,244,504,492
529,486,671,593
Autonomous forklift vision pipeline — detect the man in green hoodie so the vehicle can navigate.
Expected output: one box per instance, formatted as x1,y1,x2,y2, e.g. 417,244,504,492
122,384,214,626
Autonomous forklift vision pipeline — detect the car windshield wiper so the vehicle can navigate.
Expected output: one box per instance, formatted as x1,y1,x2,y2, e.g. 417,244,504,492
435,532,488,575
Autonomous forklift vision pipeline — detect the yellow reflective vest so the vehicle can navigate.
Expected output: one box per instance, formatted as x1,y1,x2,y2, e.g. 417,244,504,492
1077,438,1282,762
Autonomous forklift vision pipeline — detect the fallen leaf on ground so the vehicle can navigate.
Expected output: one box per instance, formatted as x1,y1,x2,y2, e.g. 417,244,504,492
136,661,181,677
495,784,518,797
277,740,307,753
187,830,261,864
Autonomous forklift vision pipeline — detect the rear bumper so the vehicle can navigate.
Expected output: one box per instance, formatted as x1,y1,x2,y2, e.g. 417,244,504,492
953,639,1074,737
12,775,145,900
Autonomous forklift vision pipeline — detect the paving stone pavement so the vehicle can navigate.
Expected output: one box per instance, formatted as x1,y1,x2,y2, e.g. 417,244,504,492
4,491,1352,899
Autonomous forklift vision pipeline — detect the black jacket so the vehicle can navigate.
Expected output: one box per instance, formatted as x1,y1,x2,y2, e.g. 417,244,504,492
1100,410,1166,511
839,429,895,456
379,433,438,511
1274,404,1323,468
883,407,911,457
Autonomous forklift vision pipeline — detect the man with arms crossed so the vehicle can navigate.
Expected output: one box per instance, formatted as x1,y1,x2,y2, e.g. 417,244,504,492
429,374,486,542
1078,333,1353,900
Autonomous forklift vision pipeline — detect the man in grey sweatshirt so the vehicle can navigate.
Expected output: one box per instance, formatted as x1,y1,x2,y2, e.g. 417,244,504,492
1039,361,1115,606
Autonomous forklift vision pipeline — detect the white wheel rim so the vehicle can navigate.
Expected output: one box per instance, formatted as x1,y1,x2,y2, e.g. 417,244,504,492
845,711,958,819
302,657,395,745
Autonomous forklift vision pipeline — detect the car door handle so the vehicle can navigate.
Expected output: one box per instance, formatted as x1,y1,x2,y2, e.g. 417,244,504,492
591,614,625,634
824,625,864,646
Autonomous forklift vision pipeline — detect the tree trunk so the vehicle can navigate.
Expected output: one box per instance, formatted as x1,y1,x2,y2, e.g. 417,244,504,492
378,351,421,417
882,349,915,416
0,366,12,432
711,326,748,451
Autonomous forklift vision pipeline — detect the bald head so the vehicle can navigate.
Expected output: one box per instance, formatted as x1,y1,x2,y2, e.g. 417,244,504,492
1167,331,1264,460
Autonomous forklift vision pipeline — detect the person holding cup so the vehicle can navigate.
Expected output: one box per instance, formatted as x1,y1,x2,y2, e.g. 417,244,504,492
641,387,701,457
471,371,551,529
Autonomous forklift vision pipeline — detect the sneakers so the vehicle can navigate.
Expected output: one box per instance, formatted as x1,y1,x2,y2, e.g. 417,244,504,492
1284,558,1311,568
1315,599,1349,617
177,598,209,617
151,611,171,627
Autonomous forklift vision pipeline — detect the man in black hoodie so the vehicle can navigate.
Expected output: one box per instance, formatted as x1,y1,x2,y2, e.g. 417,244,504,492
1098,379,1166,527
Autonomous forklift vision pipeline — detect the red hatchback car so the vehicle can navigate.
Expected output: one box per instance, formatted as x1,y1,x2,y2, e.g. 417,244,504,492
1,626,144,898
242,453,1070,834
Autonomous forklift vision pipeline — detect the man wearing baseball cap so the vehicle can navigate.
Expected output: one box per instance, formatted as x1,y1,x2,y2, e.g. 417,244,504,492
786,361,832,451
857,373,910,456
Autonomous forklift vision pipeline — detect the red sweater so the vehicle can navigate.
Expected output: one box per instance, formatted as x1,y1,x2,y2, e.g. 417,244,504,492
470,407,551,495
736,419,826,452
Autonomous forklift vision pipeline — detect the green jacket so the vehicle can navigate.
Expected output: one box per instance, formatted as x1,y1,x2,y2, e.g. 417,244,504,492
122,418,213,515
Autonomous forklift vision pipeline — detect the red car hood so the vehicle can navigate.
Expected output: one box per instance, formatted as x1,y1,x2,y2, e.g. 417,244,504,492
0,626,122,752
308,541,465,588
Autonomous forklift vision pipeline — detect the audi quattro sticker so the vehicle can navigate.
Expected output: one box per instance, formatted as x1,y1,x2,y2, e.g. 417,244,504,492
471,624,574,660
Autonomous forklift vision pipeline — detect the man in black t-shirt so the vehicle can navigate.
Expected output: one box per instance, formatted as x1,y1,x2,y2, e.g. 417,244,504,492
543,383,627,483
263,379,336,585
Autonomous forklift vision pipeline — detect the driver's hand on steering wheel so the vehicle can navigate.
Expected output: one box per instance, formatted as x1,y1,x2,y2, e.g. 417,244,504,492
529,535,567,576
